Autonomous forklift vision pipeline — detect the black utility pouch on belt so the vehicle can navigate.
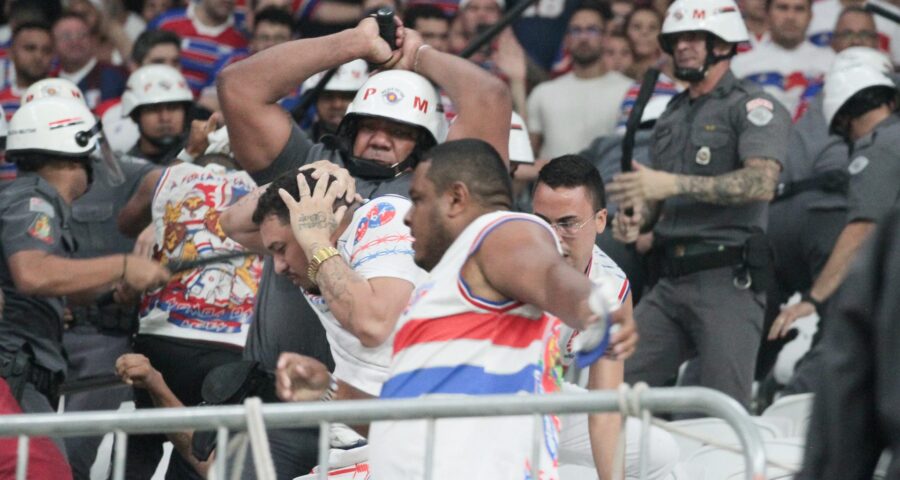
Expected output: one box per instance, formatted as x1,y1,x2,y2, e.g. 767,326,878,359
191,361,278,462
738,232,773,293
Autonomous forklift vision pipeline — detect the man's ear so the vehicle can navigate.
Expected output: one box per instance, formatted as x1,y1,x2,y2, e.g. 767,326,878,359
445,181,471,217
594,208,608,235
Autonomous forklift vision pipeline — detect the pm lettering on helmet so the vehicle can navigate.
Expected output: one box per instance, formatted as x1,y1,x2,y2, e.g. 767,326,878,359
692,9,705,19
413,96,429,113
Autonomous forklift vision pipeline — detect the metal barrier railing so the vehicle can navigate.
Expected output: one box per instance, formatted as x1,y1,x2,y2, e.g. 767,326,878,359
0,387,767,480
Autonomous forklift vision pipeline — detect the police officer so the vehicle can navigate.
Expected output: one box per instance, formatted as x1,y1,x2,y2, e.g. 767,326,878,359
606,0,790,408
0,96,169,432
217,16,511,478
758,47,892,393
17,77,162,478
772,61,900,394
122,64,195,164
300,59,369,142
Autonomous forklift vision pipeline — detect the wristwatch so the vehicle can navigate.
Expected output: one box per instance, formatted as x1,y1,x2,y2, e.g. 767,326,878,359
307,246,340,285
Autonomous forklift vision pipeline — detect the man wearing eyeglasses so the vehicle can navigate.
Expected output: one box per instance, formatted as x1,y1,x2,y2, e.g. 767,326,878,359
532,155,678,480
526,3,632,159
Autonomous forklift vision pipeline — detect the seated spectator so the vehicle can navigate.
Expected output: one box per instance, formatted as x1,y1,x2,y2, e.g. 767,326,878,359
738,0,770,53
601,29,633,76
100,29,185,153
149,0,249,98
404,4,452,52
731,0,835,120
0,22,53,121
66,0,143,66
0,1,50,91
527,2,632,158
52,12,129,110
809,0,900,64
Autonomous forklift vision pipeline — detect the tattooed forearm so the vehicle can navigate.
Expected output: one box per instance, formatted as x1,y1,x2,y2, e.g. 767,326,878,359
675,158,780,205
314,255,368,330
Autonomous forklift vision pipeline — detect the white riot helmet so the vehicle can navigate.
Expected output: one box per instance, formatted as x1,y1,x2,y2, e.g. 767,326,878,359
830,46,893,74
336,70,448,178
7,97,102,181
121,64,193,117
302,59,369,93
823,64,896,135
659,0,748,82
22,78,86,105
509,111,534,165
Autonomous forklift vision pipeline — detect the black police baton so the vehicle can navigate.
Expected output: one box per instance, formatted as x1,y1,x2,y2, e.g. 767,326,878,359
866,2,900,25
620,67,661,217
459,0,540,58
291,8,398,125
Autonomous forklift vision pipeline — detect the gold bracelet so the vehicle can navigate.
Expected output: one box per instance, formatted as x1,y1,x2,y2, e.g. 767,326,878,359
414,44,432,74
307,246,341,285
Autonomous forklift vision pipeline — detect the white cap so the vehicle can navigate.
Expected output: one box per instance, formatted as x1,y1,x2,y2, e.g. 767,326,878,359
659,0,748,54
8,97,100,157
509,111,533,164
823,64,895,128
302,59,369,93
340,70,448,146
22,78,86,106
122,64,193,117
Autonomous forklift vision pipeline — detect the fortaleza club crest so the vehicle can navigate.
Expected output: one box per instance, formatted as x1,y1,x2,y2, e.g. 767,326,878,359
355,202,397,242
382,88,404,105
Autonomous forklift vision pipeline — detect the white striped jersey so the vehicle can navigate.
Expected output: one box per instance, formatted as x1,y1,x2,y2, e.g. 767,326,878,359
370,211,565,480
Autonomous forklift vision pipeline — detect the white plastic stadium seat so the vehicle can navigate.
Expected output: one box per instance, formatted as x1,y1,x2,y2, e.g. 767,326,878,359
689,437,804,480
667,417,785,461
762,393,814,438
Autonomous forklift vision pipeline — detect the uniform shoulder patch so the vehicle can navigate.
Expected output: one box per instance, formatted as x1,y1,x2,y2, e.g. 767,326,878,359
747,106,774,127
27,213,54,244
745,98,774,113
848,156,870,175
28,197,55,218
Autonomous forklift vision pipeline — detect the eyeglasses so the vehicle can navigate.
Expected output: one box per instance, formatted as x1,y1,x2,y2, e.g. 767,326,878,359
548,218,592,237
833,30,879,42
566,26,604,38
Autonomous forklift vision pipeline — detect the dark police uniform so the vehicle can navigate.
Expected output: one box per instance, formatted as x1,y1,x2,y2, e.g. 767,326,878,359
64,156,156,479
784,113,900,397
758,94,848,382
623,71,791,408
797,209,900,480
0,173,75,413
236,124,411,480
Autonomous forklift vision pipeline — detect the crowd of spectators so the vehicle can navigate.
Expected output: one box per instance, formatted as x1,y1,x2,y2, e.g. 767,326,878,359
0,0,897,478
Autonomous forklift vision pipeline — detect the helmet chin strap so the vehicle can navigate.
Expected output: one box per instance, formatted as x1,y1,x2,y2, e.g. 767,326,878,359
321,133,422,180
673,37,736,82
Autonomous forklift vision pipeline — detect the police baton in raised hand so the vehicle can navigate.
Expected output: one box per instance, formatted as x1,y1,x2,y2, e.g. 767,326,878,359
620,67,661,217
292,8,398,125
866,1,900,25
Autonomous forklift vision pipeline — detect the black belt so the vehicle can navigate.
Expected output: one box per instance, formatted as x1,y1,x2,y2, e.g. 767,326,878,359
0,353,59,400
69,303,136,333
659,243,744,278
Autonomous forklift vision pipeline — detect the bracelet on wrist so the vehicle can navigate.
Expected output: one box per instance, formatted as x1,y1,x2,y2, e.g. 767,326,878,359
414,44,432,74
801,290,824,314
320,374,339,402
307,246,341,286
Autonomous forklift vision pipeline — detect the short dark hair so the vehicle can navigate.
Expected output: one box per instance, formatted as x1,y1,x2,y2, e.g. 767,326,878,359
572,0,613,23
251,169,343,226
766,0,812,10
623,5,662,34
12,21,51,43
54,11,90,30
404,4,450,29
536,155,606,211
132,30,182,65
423,139,513,209
253,6,295,34
836,5,875,25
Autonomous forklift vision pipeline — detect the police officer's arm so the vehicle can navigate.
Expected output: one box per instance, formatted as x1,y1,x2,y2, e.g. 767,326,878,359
9,251,168,297
468,220,600,331
393,30,513,161
770,221,876,339
218,17,400,173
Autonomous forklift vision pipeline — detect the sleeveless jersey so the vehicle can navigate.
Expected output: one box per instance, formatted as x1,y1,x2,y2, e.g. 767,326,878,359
139,163,262,347
370,211,565,480
302,195,427,396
